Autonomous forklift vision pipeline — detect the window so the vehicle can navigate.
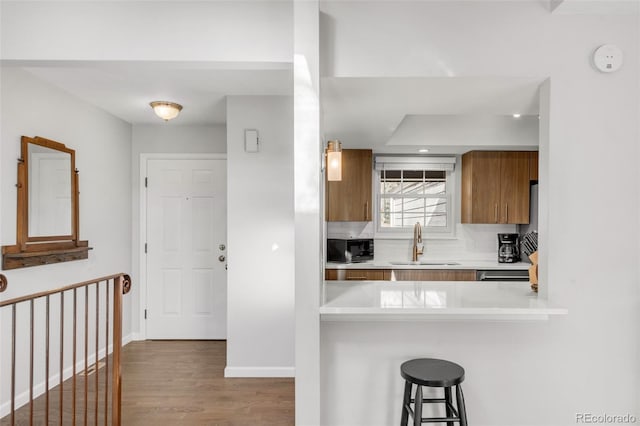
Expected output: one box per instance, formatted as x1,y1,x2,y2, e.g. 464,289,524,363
375,156,455,237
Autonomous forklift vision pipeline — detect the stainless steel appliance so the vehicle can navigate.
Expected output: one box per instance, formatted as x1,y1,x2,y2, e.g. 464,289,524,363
327,238,374,263
476,269,529,281
498,233,520,263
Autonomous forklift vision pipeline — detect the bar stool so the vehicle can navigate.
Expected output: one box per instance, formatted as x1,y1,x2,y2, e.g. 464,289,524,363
400,358,468,426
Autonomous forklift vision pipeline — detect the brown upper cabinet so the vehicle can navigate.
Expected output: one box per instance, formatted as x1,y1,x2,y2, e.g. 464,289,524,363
529,151,539,181
326,149,373,221
461,151,536,224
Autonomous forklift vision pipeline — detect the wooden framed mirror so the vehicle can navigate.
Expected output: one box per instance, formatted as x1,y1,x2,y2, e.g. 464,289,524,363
2,136,91,270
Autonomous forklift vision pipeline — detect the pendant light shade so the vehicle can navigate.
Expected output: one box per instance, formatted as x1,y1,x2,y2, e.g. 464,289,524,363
327,140,342,181
150,101,183,121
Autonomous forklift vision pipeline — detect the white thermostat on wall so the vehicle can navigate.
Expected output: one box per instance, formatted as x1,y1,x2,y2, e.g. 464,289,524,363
593,44,623,73
244,129,259,153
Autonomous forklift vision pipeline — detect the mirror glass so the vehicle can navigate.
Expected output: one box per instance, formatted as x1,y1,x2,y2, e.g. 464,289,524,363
27,143,72,237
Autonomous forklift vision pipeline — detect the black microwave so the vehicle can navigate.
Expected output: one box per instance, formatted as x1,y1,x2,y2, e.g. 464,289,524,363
326,239,374,263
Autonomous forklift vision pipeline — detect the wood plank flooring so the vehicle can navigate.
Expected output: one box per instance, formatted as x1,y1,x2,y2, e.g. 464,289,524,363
122,341,294,425
1,340,295,426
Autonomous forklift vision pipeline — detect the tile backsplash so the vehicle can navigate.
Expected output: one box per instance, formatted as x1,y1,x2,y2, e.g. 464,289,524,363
326,222,517,262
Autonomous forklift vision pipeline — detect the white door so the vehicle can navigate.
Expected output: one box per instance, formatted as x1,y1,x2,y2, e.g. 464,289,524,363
145,158,227,339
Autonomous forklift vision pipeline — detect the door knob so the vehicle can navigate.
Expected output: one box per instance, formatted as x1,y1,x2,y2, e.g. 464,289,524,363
218,255,226,262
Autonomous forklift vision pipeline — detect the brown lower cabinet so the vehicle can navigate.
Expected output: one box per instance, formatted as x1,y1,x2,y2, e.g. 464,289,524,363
325,269,391,281
390,269,476,281
325,269,476,281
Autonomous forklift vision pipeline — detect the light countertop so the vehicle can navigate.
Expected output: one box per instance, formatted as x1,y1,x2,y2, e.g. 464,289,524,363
320,281,567,321
325,260,530,270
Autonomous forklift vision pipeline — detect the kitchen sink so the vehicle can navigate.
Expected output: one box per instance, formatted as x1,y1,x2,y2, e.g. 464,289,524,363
389,261,460,266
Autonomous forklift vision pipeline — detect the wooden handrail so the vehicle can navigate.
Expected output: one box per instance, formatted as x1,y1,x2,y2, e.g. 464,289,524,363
1,273,131,426
0,273,130,307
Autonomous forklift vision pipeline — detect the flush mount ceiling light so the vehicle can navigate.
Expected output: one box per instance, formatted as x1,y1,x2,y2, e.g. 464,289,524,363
149,101,183,121
326,140,342,181
418,148,430,153
512,113,522,118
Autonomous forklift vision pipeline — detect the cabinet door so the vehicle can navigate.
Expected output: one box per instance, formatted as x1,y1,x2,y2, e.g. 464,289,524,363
326,149,373,221
499,152,530,224
529,151,539,181
392,269,476,281
461,151,501,224
325,269,390,280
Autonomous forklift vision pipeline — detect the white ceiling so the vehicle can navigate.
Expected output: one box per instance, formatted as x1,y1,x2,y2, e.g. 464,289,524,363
321,76,544,152
552,0,639,15
18,61,292,125
15,62,544,149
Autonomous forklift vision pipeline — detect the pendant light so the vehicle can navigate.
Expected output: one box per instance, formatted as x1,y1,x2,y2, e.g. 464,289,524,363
327,140,342,181
150,101,183,121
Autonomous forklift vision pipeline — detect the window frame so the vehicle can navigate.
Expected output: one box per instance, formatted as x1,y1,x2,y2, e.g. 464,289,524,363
373,159,456,239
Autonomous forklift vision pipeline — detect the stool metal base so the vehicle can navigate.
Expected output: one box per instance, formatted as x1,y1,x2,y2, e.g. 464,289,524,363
400,381,468,426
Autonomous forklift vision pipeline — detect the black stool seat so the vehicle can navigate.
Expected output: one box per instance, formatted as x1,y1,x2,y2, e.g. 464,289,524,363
400,358,468,426
401,358,465,388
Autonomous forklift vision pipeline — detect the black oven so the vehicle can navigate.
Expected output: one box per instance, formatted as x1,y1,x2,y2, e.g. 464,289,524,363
326,239,374,263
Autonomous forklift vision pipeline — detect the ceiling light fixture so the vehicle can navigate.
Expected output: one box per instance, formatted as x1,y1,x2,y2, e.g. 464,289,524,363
418,148,430,153
512,113,522,118
150,101,183,121
326,140,342,181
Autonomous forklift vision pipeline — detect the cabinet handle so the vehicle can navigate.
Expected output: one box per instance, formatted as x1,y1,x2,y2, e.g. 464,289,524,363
506,204,509,223
494,204,498,223
365,201,369,221
347,276,368,280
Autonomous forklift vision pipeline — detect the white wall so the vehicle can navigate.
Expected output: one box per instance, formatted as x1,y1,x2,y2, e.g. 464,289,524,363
0,67,132,415
319,1,639,425
225,96,295,377
130,124,226,337
0,1,292,63
388,115,539,149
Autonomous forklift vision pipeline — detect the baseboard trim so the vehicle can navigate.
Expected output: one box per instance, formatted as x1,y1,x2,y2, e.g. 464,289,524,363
123,333,133,345
224,366,295,378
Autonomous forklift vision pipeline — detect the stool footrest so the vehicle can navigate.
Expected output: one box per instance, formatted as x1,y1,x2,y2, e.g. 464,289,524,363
409,398,459,416
406,403,461,423
421,416,461,423
410,398,446,404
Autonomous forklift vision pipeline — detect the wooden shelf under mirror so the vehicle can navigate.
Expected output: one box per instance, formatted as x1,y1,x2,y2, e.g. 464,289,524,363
2,136,91,270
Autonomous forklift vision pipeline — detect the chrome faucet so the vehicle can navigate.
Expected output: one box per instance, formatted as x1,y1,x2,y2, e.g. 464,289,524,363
412,222,424,262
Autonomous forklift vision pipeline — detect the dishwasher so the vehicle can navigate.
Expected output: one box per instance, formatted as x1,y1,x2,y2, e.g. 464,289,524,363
475,269,529,282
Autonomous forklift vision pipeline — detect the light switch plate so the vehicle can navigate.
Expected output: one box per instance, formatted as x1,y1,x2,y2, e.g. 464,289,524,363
244,129,259,153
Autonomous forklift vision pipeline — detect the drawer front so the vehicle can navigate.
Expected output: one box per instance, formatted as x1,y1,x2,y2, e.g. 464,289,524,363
391,269,476,281
325,269,390,280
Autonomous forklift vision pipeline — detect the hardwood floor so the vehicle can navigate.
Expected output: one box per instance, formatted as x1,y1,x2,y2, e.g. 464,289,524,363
1,340,295,426
122,341,294,425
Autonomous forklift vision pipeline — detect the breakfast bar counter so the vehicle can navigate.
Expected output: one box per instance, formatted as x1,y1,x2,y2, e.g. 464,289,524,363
321,281,567,321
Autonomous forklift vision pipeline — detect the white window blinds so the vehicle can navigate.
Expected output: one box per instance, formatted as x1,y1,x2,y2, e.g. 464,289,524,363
374,156,456,171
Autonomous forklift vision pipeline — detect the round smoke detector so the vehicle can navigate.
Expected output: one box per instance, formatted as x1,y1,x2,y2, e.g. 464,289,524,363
593,44,623,73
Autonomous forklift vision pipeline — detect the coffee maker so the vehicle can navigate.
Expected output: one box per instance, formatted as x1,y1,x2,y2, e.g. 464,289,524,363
498,233,520,263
